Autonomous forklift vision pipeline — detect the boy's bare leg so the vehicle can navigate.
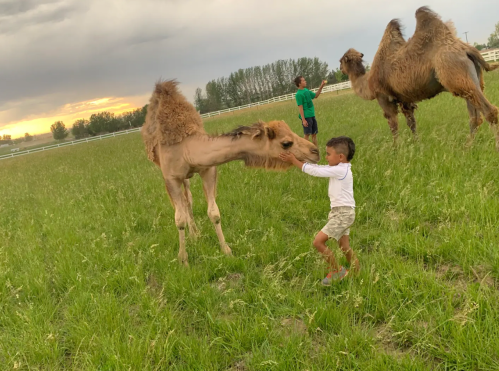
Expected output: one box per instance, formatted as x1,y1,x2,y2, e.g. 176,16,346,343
338,235,360,273
311,134,318,147
304,134,310,142
313,232,339,272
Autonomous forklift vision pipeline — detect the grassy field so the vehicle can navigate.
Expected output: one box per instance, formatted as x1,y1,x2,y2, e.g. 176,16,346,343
1,71,499,370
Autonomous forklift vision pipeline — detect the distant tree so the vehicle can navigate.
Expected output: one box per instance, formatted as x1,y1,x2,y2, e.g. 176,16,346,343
13,137,24,144
2,134,11,141
487,21,499,49
120,106,147,128
71,119,89,139
334,68,349,82
194,88,208,113
474,42,487,51
88,111,115,135
51,121,69,140
24,133,33,142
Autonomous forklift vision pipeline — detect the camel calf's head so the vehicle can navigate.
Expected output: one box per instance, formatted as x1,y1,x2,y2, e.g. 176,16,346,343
224,120,320,169
264,120,320,166
340,48,366,76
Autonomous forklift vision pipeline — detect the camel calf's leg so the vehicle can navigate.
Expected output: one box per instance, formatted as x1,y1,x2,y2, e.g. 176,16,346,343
200,167,232,256
183,180,200,238
377,95,400,143
165,178,190,266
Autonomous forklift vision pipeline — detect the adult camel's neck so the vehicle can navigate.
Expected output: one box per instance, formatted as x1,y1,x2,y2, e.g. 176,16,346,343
184,134,265,168
350,71,375,100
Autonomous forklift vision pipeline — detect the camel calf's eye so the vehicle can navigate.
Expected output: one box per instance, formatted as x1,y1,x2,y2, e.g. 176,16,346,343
281,141,293,149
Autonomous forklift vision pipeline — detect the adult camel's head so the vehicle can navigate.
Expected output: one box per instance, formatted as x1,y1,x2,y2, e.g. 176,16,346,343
222,120,320,169
339,48,366,77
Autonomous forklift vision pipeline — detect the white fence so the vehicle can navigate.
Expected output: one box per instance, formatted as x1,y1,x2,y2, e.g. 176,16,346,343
482,49,499,62
0,128,141,161
200,81,352,119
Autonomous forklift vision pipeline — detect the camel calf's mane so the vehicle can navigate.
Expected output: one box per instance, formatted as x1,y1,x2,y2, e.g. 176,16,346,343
219,121,288,170
220,121,277,141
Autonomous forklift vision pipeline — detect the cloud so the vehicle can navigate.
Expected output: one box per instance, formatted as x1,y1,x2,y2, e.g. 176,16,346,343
1,0,498,135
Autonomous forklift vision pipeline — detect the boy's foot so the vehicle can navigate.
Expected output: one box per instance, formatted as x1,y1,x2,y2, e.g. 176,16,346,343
322,266,349,286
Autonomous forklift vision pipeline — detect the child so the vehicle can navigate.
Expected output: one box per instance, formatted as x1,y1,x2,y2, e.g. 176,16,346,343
279,136,359,285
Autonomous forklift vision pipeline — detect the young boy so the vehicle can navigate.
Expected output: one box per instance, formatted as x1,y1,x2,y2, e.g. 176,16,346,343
294,76,326,147
279,136,359,285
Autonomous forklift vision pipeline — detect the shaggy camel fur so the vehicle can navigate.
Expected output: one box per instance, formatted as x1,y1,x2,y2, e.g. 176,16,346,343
142,80,320,265
340,6,499,150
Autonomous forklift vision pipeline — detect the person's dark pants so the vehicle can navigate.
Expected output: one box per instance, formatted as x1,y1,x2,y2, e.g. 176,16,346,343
302,116,318,135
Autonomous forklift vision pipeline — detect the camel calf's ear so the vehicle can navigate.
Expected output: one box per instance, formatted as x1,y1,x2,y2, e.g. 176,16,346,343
251,129,263,140
265,126,276,140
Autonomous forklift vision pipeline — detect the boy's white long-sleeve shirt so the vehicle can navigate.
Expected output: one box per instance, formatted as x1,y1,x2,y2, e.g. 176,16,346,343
301,162,355,208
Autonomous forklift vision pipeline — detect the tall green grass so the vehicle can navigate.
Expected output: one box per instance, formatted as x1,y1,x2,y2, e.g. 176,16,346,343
1,71,498,370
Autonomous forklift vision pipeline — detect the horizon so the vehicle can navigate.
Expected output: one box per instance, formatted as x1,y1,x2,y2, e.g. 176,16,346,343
1,0,498,138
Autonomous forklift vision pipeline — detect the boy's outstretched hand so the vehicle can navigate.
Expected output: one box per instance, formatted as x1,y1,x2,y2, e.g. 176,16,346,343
279,152,305,169
279,152,295,163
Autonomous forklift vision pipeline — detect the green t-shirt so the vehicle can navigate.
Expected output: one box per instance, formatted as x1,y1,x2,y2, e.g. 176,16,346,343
295,88,316,119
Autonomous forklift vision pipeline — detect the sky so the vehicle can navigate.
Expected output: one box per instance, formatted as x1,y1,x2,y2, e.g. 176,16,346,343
1,0,498,138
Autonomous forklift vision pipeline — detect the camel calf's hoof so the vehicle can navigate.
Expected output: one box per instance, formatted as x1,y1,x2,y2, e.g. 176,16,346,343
178,253,189,267
221,245,232,256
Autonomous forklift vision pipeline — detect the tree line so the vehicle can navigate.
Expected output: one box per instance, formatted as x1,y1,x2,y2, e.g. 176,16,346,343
49,105,148,140
2,105,148,145
0,133,33,146
194,57,350,114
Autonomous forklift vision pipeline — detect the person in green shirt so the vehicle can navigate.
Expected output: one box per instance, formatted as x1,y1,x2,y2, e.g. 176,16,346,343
294,76,326,146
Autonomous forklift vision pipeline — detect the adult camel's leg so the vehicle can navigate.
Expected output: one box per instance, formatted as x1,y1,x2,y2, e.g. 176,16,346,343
183,179,200,238
401,103,418,138
164,177,190,266
199,166,232,256
437,57,499,150
465,100,483,146
377,95,400,143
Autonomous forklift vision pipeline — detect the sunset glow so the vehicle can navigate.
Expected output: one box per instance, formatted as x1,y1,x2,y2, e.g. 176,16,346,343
0,95,148,139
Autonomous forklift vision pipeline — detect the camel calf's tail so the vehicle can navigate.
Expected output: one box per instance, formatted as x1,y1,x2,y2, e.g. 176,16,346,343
466,47,499,72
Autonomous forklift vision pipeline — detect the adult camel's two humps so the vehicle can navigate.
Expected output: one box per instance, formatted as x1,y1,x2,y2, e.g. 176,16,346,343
340,6,499,150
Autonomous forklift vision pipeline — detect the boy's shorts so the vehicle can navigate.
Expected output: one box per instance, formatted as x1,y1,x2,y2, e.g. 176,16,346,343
321,206,355,241
302,116,318,135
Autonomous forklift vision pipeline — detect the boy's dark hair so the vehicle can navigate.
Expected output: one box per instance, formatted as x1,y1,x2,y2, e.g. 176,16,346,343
326,136,355,161
294,76,304,87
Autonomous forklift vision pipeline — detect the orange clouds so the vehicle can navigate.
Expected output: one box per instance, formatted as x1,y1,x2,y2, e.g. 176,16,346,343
0,94,149,138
